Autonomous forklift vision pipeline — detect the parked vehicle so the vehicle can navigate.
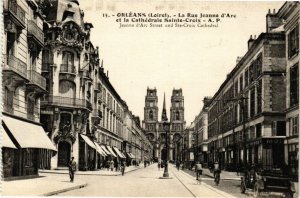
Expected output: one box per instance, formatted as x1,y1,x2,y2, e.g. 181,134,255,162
241,167,295,198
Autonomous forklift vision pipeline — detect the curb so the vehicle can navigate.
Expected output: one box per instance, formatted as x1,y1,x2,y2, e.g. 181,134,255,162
40,167,141,177
42,182,87,196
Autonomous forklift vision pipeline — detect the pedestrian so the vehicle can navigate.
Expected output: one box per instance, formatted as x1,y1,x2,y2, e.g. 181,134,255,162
68,157,76,182
120,160,125,176
176,161,180,171
110,159,114,171
195,161,203,181
158,160,161,171
115,160,119,171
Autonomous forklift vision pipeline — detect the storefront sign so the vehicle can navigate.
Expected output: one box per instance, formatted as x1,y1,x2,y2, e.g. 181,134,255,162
262,138,284,145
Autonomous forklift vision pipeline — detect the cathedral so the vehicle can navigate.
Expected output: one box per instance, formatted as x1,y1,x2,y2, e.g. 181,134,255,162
142,88,186,162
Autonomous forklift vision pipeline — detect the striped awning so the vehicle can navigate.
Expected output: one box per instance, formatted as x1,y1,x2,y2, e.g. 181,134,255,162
80,134,96,150
113,147,125,158
95,143,107,156
2,129,16,149
106,146,117,157
101,145,111,155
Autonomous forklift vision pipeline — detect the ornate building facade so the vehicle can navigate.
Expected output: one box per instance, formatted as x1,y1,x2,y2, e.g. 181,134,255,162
143,88,185,162
2,0,56,179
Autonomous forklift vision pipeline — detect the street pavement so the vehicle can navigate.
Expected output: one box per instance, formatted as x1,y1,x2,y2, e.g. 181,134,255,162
2,172,87,196
58,163,247,197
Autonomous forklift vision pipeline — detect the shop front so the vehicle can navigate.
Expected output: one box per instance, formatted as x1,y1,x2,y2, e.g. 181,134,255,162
2,115,57,180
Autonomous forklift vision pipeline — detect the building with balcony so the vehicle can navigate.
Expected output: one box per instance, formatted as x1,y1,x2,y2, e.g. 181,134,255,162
2,0,56,179
277,2,299,180
200,9,287,172
38,0,100,170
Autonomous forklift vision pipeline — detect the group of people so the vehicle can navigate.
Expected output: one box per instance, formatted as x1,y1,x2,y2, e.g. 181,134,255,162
67,157,127,182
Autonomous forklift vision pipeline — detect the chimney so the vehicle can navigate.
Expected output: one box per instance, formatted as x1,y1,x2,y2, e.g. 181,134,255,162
236,56,242,65
266,8,283,32
106,70,109,79
248,35,255,49
203,97,212,108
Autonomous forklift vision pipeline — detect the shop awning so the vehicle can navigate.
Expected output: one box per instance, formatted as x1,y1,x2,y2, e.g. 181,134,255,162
106,146,117,157
3,115,56,151
127,152,135,159
2,129,17,149
113,147,125,158
94,143,107,157
80,134,96,150
101,145,111,155
130,153,136,158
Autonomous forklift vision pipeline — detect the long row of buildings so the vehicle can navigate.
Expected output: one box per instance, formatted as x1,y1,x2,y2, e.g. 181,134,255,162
2,0,153,179
187,2,299,180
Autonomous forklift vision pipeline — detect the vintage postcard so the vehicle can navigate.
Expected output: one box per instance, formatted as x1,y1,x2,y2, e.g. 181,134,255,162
1,0,299,197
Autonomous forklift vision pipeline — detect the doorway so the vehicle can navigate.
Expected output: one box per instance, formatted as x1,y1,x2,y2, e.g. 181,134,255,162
58,141,71,167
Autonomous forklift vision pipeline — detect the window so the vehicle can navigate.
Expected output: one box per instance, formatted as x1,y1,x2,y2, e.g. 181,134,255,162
175,111,180,120
290,64,299,107
289,116,299,136
149,110,153,120
62,51,74,72
272,121,286,136
59,80,75,98
256,54,262,77
288,25,299,58
245,68,249,87
257,80,262,114
250,87,255,117
6,32,16,57
249,63,254,83
256,123,261,138
239,74,243,92
4,87,13,113
175,102,179,107
149,102,154,107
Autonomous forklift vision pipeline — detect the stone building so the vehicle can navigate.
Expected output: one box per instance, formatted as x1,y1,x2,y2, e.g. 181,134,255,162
193,97,210,166
143,88,185,162
2,0,56,179
277,2,299,179
198,9,287,171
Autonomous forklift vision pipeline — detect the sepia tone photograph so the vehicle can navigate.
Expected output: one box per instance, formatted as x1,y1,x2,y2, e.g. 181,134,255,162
1,0,299,197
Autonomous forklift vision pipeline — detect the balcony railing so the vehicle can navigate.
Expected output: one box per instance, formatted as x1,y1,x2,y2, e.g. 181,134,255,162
60,64,76,74
41,95,92,111
27,70,47,90
81,69,92,80
3,54,27,79
27,20,44,46
4,0,26,28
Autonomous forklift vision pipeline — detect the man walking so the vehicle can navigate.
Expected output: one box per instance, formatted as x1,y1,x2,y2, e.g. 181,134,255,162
195,161,203,181
68,157,76,182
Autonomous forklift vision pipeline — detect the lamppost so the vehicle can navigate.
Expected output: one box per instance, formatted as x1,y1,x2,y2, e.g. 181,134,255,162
162,121,171,178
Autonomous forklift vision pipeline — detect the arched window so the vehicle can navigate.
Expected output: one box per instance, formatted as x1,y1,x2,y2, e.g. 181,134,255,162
149,110,154,120
175,111,180,120
59,80,76,98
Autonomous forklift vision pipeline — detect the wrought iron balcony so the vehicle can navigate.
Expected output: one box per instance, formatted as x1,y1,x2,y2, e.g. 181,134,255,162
3,0,26,29
60,64,76,74
3,54,27,79
27,20,44,47
27,70,47,90
41,95,92,111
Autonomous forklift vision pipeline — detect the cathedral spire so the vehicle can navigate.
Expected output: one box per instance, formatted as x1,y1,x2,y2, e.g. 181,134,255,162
161,92,168,121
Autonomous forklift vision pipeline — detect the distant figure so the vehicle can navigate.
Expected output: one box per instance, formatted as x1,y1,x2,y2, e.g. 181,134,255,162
68,157,76,182
120,160,125,176
110,159,114,171
195,161,203,181
158,160,161,171
176,161,180,171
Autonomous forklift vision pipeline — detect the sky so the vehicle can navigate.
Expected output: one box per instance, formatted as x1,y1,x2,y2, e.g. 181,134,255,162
79,1,284,125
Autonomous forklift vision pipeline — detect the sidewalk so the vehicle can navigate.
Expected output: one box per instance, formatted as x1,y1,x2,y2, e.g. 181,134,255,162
2,165,143,196
39,164,142,176
2,172,87,196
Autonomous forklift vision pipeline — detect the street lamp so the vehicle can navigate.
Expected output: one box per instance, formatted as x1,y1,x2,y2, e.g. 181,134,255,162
162,121,170,178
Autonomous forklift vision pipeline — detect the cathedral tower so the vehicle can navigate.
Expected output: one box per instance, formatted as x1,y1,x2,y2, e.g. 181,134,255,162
143,88,158,134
